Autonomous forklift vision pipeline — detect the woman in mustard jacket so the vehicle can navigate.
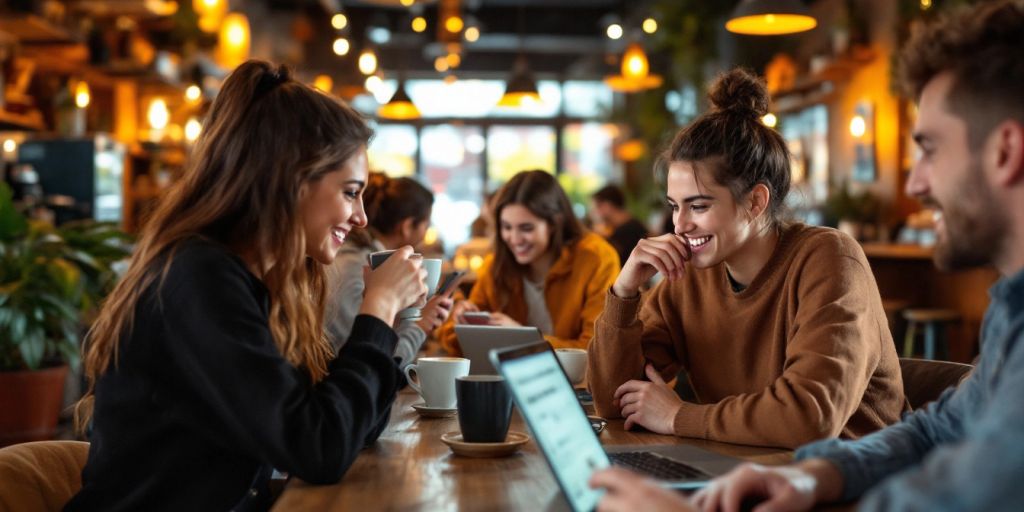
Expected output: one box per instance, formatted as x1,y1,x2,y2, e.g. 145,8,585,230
439,170,620,354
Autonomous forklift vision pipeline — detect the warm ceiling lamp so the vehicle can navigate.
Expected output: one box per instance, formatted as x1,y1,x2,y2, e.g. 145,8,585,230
74,80,91,109
604,43,663,93
498,55,541,108
358,49,378,75
726,0,818,35
411,16,427,32
194,0,226,33
313,75,334,93
217,12,250,68
332,13,348,30
445,16,464,33
378,82,421,120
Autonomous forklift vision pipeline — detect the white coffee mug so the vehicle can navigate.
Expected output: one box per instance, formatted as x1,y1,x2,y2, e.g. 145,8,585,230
555,348,588,385
399,258,442,321
404,357,470,408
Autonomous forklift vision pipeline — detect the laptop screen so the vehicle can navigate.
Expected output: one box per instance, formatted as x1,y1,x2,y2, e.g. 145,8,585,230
498,347,610,512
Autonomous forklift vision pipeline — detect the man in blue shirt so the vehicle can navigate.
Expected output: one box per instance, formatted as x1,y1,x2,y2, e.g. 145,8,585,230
589,1,1024,510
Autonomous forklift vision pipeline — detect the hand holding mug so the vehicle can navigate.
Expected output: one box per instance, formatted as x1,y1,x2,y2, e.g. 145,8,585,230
613,234,691,298
361,246,427,324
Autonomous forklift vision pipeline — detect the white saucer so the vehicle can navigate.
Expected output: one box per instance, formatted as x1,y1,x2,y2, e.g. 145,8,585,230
411,402,458,418
441,431,530,458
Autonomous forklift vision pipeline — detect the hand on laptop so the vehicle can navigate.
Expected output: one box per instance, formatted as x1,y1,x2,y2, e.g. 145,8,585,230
589,467,694,512
614,364,682,434
690,460,844,512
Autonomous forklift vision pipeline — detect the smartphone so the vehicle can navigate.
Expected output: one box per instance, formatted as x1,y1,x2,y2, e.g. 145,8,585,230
462,312,492,325
435,271,465,297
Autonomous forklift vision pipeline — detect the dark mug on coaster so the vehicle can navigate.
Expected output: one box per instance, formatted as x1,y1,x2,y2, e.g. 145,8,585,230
455,375,513,443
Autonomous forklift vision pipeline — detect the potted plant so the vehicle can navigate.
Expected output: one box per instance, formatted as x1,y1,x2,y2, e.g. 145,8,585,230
823,180,880,241
0,182,131,446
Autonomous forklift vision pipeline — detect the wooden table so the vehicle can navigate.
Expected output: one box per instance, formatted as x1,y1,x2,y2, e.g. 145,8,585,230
273,389,793,511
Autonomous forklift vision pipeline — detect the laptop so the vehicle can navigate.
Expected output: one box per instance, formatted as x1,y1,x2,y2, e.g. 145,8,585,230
490,341,741,512
455,324,544,374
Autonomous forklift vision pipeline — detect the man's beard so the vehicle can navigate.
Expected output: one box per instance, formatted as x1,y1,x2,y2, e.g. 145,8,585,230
931,159,1006,271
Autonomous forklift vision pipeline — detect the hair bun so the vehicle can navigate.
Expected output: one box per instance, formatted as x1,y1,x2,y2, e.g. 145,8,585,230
708,68,770,118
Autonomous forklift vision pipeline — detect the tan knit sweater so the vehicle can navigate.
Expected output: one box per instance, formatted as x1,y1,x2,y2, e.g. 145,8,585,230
588,224,907,449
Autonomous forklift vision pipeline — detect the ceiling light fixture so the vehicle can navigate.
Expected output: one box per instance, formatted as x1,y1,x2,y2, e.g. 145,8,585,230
604,43,663,93
726,0,818,36
378,81,421,120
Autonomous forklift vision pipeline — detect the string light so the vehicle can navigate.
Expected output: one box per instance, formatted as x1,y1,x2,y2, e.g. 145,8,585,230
358,49,378,75
332,13,347,30
411,16,427,32
333,37,350,56
464,26,480,42
185,84,202,102
642,18,658,34
445,16,464,33
606,23,623,39
761,113,777,128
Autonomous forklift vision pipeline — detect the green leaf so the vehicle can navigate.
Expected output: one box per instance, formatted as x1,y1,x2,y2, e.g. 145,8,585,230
0,182,28,241
18,325,45,370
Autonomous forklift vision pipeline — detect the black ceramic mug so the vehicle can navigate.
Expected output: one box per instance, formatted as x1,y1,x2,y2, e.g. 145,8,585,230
455,375,513,443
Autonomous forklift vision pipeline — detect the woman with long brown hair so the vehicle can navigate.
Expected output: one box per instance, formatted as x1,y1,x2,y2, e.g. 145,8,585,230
66,60,427,511
437,170,619,354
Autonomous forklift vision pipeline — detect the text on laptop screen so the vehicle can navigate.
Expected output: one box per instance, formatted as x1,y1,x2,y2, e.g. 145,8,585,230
500,349,609,512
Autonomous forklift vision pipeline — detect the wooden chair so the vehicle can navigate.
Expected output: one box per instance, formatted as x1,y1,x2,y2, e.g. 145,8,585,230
0,440,89,512
899,357,973,409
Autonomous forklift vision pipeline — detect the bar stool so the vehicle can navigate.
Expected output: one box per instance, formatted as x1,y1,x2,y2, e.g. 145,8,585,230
902,308,961,360
882,299,911,340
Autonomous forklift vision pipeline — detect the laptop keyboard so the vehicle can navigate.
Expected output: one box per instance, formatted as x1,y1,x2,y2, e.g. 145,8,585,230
608,451,709,480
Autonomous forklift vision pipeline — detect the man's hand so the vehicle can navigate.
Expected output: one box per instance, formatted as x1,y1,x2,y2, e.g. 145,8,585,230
691,459,844,512
613,364,683,434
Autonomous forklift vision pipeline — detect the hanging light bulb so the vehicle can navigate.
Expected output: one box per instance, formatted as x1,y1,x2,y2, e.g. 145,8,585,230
185,117,202,142
333,37,350,56
331,13,348,30
74,80,91,108
217,12,250,68
313,75,334,93
726,0,817,36
411,16,427,32
378,81,421,120
148,98,169,130
358,49,378,75
604,43,663,93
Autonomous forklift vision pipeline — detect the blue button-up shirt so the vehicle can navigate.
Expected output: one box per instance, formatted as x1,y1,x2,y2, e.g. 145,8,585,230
796,267,1024,511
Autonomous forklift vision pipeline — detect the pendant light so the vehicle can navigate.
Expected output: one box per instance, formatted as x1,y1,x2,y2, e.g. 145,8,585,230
604,43,663,93
378,81,421,120
726,0,817,36
498,6,541,108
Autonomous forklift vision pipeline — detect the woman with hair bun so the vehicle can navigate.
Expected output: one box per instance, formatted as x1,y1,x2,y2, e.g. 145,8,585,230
67,61,426,511
326,172,452,369
588,69,906,449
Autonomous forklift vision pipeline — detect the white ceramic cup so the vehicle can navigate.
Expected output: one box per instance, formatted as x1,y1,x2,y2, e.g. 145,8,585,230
367,251,442,321
399,258,442,321
404,357,470,408
555,348,588,386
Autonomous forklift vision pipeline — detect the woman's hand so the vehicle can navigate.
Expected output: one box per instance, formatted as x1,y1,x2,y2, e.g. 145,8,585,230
612,234,691,298
613,364,682,434
360,246,428,325
487,312,521,327
415,295,454,335
589,467,696,512
451,299,480,324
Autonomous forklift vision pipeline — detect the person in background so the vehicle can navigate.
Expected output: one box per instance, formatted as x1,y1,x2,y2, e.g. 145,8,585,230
587,68,906,450
438,170,619,353
591,2,1024,510
66,60,426,511
591,184,650,268
326,172,452,369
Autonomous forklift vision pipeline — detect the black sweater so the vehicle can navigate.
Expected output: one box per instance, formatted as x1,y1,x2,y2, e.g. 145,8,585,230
66,239,402,511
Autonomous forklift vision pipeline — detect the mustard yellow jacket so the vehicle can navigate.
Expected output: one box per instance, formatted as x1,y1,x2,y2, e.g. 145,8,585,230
440,232,619,355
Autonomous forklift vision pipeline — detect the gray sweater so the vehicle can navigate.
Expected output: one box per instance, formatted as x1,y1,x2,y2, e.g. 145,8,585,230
796,267,1024,511
326,240,426,369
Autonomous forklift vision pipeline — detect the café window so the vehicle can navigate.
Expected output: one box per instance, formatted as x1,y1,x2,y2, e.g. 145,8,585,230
486,125,556,190
368,123,417,177
560,122,620,212
420,125,485,254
